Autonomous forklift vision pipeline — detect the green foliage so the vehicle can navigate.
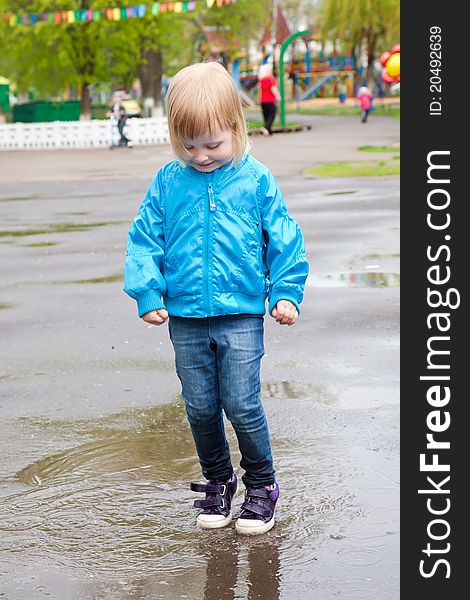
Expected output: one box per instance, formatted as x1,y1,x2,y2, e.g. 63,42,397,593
287,105,400,118
0,0,271,102
305,158,400,177
319,0,399,59
358,145,399,153
283,0,319,31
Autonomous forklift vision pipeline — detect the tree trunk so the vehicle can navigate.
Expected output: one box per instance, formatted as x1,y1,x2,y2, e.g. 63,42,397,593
367,31,377,85
138,47,163,116
80,82,91,120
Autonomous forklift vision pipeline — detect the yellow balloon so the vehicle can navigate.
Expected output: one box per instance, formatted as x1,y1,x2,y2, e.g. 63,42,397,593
386,53,400,78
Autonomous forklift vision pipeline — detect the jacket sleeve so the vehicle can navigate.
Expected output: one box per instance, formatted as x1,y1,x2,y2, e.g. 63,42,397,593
260,170,309,315
124,171,167,317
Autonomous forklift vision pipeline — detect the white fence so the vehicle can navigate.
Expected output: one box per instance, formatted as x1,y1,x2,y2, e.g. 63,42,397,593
0,117,170,151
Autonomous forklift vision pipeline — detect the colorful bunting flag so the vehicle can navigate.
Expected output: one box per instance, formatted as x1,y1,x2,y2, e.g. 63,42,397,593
1,0,236,27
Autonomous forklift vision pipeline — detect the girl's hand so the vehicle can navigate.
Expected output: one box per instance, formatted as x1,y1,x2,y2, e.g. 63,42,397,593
142,309,169,326
271,300,298,326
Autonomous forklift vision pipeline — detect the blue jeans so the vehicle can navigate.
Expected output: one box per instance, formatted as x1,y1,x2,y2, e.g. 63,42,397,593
168,315,275,488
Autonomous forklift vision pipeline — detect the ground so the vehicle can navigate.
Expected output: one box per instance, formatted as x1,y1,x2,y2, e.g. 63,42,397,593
0,111,399,599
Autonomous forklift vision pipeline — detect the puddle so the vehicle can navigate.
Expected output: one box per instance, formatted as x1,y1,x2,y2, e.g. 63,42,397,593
263,381,336,404
325,190,358,196
23,241,59,248
0,195,40,203
56,273,124,285
361,253,400,261
1,398,398,598
0,221,127,238
307,272,400,288
3,403,199,571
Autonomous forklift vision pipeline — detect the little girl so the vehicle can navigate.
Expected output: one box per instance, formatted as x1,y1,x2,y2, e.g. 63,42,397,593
124,62,309,535
357,85,373,123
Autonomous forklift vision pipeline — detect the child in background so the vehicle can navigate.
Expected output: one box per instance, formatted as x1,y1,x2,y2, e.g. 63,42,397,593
258,64,280,135
124,62,309,535
337,79,347,103
357,85,373,122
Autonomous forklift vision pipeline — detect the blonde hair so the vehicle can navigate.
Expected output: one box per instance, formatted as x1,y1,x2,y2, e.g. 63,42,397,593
166,62,248,165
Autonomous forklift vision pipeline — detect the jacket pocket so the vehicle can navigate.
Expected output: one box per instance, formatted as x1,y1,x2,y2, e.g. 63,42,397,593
164,249,184,297
232,225,268,296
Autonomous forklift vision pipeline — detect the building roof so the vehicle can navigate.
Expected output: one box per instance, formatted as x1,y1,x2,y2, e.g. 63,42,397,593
260,3,292,46
203,29,241,53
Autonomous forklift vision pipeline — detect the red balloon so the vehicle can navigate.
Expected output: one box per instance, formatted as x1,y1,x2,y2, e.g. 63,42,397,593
380,51,391,67
391,43,400,55
382,71,395,84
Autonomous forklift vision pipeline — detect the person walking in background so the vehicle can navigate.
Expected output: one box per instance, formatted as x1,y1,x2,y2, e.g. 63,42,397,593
337,79,347,103
124,62,309,535
357,85,373,123
258,64,280,135
111,93,132,147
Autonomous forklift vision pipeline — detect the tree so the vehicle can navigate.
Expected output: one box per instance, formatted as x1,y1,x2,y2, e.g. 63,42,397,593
0,0,137,117
319,0,399,78
0,0,271,116
283,0,319,32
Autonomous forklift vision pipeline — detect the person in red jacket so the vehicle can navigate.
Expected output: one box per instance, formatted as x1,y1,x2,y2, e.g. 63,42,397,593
258,64,280,135
357,85,373,123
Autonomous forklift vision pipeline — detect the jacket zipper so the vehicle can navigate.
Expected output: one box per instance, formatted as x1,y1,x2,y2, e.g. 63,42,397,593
208,183,215,211
203,175,215,314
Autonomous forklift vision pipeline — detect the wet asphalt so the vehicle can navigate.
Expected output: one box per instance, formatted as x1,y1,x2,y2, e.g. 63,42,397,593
0,113,399,599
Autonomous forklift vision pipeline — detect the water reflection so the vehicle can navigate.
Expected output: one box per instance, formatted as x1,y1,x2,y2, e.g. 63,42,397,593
339,272,400,287
201,536,280,600
306,272,400,288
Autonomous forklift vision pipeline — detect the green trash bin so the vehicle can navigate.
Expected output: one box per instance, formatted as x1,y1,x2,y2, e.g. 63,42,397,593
57,101,81,121
13,100,81,122
35,102,54,122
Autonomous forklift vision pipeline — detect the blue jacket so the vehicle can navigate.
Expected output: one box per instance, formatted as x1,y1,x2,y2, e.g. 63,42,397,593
124,154,309,318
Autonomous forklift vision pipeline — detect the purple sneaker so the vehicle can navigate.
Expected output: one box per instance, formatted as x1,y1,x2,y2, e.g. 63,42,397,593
235,482,279,535
190,472,238,529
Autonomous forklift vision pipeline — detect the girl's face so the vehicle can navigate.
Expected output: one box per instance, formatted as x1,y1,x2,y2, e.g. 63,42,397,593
182,126,234,173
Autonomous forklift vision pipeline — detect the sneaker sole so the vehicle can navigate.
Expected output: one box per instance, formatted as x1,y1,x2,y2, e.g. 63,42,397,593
196,481,238,530
197,512,233,529
235,514,275,535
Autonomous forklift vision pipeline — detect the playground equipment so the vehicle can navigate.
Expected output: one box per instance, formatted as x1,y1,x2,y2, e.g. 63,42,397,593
279,30,310,126
292,55,355,101
231,52,257,91
230,50,272,94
